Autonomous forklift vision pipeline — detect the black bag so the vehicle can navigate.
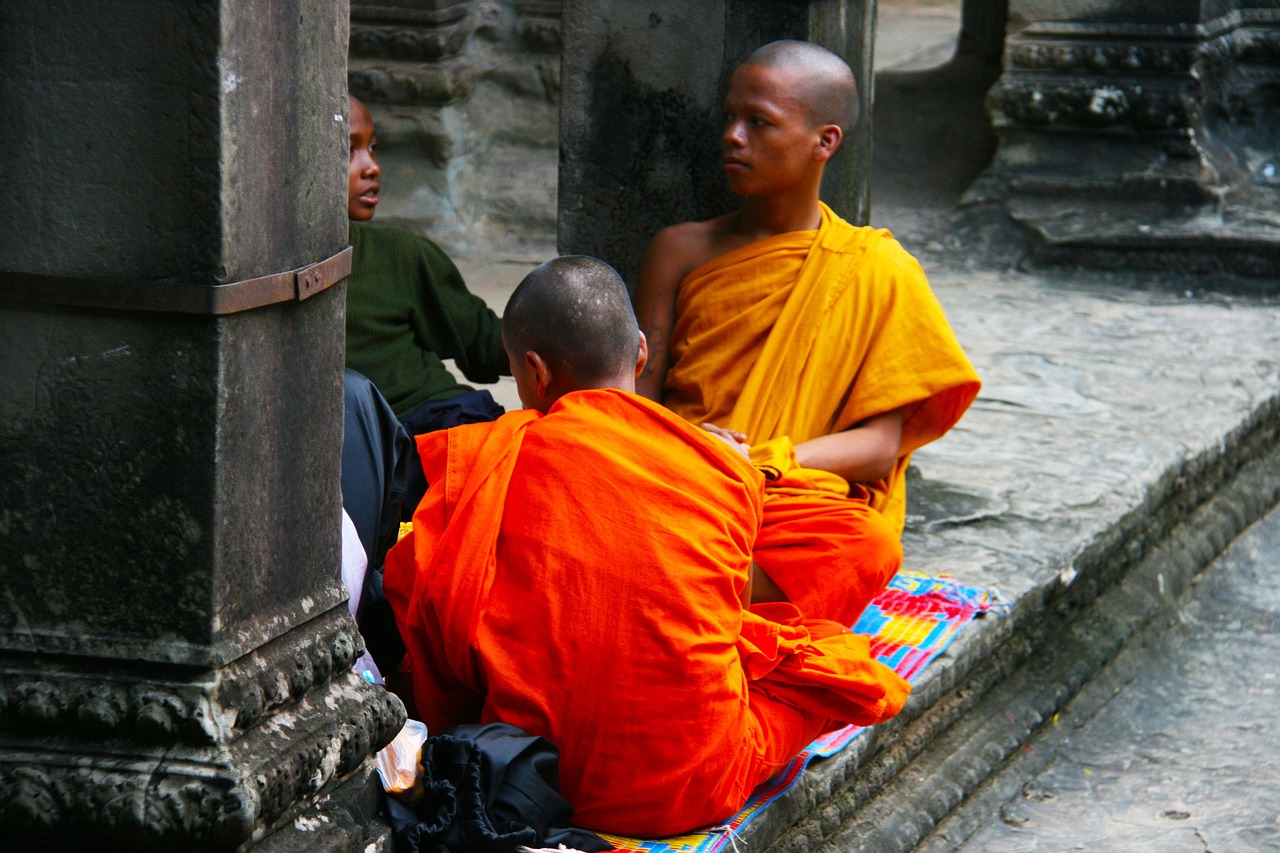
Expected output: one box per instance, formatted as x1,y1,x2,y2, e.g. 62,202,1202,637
387,722,612,853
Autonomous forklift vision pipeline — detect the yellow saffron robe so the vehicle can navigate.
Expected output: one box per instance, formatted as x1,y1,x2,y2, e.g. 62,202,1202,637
664,203,981,621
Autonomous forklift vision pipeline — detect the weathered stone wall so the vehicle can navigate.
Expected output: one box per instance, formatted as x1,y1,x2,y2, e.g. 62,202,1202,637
348,0,562,256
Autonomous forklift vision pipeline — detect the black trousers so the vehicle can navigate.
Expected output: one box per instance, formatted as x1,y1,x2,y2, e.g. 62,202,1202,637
396,387,506,521
341,369,414,673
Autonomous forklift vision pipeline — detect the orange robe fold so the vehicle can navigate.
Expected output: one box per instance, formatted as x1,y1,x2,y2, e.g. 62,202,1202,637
664,203,981,622
383,389,908,837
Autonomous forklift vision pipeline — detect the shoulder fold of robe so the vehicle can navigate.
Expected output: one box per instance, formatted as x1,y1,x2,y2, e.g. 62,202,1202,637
665,203,981,530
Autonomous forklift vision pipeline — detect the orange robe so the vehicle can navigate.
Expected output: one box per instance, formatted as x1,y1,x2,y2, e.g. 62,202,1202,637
664,203,981,623
383,389,909,837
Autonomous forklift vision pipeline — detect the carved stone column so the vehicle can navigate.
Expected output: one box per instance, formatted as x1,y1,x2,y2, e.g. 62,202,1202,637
349,0,480,105
974,1,1280,277
348,0,561,254
558,0,876,287
515,0,565,51
0,3,403,849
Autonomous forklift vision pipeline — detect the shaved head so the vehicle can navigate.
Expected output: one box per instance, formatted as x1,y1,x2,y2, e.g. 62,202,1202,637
741,40,859,132
504,255,640,385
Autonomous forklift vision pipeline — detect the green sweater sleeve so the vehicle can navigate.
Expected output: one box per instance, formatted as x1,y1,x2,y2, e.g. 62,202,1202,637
346,222,507,417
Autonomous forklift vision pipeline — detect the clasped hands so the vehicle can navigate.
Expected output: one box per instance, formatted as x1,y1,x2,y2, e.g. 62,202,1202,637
701,422,751,459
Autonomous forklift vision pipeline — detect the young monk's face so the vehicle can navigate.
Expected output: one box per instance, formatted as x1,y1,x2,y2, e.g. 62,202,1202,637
348,97,380,221
722,63,826,196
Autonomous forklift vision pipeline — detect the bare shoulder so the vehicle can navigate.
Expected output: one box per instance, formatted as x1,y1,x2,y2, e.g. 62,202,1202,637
639,213,742,294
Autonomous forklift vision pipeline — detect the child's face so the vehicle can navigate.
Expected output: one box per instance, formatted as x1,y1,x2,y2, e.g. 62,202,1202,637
348,97,380,221
721,63,824,196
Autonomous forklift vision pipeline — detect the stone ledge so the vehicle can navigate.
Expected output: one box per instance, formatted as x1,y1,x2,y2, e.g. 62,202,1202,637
1011,198,1280,282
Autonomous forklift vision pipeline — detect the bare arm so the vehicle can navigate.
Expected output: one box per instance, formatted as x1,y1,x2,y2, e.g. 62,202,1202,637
633,226,697,401
793,408,905,484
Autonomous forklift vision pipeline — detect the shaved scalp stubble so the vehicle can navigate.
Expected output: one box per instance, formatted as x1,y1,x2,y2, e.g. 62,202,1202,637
742,40,860,133
504,255,640,384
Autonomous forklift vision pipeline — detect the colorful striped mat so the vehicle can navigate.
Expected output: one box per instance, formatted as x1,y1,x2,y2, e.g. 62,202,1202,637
599,572,1004,853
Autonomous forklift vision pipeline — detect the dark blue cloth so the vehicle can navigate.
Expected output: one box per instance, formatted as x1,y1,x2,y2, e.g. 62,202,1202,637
399,387,507,436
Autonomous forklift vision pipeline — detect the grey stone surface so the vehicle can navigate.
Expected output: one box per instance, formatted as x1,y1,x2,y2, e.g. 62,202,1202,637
875,1,960,71
939,502,1280,852
0,1,223,280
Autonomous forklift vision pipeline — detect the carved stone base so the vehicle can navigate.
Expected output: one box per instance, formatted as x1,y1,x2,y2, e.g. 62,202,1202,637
350,0,479,105
254,769,393,853
514,0,563,51
0,608,404,850
977,7,1280,279
1008,196,1280,279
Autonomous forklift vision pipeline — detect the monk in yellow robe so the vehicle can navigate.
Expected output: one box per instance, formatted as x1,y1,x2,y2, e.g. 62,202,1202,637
384,256,909,837
635,41,981,626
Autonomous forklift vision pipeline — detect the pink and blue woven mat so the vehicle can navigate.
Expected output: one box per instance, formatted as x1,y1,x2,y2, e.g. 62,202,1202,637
600,572,1004,853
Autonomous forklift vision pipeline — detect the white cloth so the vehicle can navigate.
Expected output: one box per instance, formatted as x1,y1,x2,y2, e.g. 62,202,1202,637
341,508,383,683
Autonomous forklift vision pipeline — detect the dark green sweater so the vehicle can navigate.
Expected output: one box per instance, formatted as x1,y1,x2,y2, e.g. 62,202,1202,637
346,222,506,417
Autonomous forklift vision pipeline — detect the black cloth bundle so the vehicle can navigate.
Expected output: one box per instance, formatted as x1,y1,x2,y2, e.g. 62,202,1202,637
387,722,612,853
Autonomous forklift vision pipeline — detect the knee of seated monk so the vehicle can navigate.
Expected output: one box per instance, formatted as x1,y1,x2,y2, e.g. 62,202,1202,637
861,506,904,587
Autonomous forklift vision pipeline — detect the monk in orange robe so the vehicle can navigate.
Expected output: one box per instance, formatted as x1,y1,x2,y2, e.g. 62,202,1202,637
384,256,909,837
635,40,981,626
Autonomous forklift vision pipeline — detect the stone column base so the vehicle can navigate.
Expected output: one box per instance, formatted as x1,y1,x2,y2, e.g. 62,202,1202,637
974,8,1280,280
0,608,404,850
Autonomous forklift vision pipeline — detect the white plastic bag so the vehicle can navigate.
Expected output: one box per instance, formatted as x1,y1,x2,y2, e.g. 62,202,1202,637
374,718,430,793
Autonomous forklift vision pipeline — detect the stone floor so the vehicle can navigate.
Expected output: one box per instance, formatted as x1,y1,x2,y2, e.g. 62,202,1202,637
875,0,961,72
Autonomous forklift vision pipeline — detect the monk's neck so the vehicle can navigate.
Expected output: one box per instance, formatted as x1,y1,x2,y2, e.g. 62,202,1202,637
737,195,823,240
541,375,636,410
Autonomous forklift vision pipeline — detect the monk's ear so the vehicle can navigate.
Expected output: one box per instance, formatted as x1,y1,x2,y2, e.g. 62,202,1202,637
632,331,649,380
525,351,554,399
814,123,843,162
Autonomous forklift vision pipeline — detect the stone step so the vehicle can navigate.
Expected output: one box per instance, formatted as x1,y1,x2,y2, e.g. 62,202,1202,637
1010,197,1280,282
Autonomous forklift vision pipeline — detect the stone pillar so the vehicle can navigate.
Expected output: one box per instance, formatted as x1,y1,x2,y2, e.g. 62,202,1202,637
974,1,1280,276
558,0,876,287
0,3,403,849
